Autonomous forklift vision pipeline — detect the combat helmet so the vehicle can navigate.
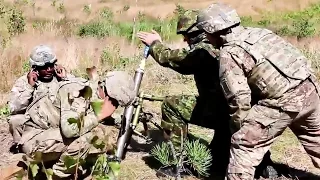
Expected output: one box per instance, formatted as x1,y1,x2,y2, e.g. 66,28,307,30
197,3,241,34
29,45,57,67
103,71,135,107
176,9,202,35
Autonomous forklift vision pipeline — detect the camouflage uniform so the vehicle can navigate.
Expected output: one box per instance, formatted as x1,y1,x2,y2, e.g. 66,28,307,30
7,45,74,144
149,10,231,177
198,3,320,179
19,71,135,178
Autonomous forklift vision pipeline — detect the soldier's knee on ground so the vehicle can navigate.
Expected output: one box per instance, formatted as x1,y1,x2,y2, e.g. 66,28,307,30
52,125,112,178
52,160,78,179
52,147,90,178
8,114,27,143
21,128,66,163
22,139,65,163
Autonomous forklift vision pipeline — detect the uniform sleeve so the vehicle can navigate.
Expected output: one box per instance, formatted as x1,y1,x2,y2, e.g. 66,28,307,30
219,46,255,128
149,41,197,74
65,73,75,79
59,90,99,138
8,75,34,114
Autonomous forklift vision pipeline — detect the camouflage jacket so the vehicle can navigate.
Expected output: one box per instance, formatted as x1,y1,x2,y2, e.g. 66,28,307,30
219,26,318,127
8,73,75,115
149,39,221,97
19,78,99,145
56,79,99,138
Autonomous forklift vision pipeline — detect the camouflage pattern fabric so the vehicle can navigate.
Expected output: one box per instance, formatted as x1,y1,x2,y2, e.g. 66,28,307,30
161,95,196,147
196,2,241,34
8,114,25,144
219,27,315,128
104,71,135,107
8,44,76,144
161,95,230,148
227,81,320,179
176,9,207,44
161,95,231,178
149,38,232,178
18,79,105,178
22,124,113,178
29,45,57,67
8,75,61,143
216,26,320,179
149,39,220,96
19,71,135,178
176,9,200,34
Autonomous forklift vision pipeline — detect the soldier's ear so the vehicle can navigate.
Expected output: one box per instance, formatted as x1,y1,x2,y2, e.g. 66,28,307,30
108,96,119,108
97,83,106,99
86,66,98,81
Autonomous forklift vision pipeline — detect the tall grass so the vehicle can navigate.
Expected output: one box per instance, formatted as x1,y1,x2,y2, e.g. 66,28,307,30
77,7,180,43
241,3,320,38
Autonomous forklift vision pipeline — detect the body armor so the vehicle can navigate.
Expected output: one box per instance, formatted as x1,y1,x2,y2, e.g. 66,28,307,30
224,27,311,99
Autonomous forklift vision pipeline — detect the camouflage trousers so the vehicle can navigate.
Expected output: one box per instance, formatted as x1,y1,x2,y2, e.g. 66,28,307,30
8,114,29,143
161,95,231,177
227,81,320,180
20,124,114,178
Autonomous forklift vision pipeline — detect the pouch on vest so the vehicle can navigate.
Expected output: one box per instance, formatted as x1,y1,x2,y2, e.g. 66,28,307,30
26,94,60,130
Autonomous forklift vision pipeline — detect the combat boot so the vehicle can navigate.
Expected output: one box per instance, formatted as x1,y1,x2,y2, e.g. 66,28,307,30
156,164,195,178
254,151,290,179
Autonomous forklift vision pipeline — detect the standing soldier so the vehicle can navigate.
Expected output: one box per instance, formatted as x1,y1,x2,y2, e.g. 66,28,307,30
197,2,320,179
137,9,278,179
7,45,74,152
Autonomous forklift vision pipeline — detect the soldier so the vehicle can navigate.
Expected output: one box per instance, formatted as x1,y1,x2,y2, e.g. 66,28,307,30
137,9,277,179
7,45,74,152
18,69,135,179
197,2,320,179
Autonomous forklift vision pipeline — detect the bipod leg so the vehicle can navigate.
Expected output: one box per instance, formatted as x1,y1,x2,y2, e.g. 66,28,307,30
140,111,151,138
132,130,153,143
139,110,154,143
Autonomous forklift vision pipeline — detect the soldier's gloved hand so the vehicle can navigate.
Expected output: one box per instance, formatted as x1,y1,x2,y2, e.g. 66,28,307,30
137,30,162,46
54,64,67,79
27,69,39,87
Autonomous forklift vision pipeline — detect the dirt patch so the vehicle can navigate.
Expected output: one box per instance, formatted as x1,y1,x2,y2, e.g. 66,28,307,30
0,118,15,168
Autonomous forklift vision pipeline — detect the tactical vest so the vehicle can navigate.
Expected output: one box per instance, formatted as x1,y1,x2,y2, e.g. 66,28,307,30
223,27,311,99
33,77,59,102
26,78,90,130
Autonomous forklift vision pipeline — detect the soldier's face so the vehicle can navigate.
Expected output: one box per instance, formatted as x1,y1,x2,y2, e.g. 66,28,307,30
36,63,55,80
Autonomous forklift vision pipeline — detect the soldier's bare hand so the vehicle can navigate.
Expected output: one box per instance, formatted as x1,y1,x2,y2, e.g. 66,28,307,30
27,69,38,87
98,96,117,122
137,30,162,46
55,64,67,79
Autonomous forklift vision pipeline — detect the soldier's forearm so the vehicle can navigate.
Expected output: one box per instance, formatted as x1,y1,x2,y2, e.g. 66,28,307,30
149,41,188,65
229,95,252,128
64,73,75,80
219,52,252,128
80,114,99,135
61,111,99,138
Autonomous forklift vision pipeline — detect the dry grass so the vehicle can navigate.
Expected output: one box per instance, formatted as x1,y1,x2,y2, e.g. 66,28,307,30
1,0,320,179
